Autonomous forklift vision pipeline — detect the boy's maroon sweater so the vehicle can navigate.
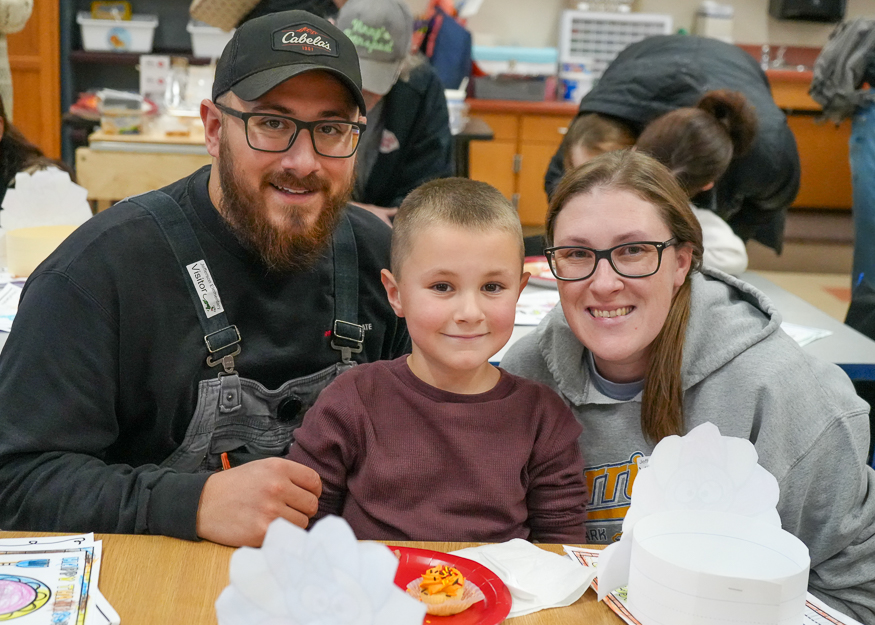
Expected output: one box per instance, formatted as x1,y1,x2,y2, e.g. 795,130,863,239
288,356,588,542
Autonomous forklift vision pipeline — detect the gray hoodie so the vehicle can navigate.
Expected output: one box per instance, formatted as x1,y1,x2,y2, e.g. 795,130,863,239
502,268,875,624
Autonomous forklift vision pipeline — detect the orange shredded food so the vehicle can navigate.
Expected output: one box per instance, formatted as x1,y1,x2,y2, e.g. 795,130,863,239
419,565,465,597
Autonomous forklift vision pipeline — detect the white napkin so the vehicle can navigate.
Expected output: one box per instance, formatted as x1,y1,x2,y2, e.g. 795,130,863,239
451,539,597,618
215,516,427,625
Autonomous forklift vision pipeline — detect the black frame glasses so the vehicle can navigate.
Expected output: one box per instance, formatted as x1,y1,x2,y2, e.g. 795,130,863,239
544,238,679,281
214,103,366,158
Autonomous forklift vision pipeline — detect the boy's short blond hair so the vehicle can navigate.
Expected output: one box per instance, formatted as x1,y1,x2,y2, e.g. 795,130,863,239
391,178,524,277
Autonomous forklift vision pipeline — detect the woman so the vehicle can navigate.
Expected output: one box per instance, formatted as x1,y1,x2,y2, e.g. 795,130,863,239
559,90,750,275
502,149,875,623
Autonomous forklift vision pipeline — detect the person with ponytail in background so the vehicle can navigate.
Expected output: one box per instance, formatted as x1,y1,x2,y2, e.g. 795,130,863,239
560,90,751,275
634,90,754,275
502,149,875,624
544,35,799,256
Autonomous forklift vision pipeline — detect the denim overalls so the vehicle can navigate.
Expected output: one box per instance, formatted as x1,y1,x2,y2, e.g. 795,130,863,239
128,191,365,472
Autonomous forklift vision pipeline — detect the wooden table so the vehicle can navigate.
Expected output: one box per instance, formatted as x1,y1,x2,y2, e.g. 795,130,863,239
75,131,211,212
0,532,618,625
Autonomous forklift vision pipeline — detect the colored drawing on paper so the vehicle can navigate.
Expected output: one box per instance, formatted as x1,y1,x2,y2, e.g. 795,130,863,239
0,574,51,620
0,545,95,625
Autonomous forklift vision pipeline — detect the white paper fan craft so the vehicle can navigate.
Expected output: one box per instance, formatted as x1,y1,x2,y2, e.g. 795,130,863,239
1,168,92,231
215,515,427,625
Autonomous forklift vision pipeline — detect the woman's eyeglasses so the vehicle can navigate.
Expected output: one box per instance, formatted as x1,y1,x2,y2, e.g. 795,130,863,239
544,238,678,281
214,103,366,158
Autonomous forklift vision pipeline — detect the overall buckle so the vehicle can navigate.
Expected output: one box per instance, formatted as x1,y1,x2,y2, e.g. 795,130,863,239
330,319,364,363
205,325,242,373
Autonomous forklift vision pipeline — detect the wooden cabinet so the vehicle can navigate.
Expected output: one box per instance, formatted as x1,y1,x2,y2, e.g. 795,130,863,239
767,69,853,211
9,0,61,159
786,115,852,210
468,101,576,227
469,112,516,200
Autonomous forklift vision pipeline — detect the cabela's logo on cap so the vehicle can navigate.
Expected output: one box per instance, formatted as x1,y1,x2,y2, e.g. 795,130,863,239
272,23,338,56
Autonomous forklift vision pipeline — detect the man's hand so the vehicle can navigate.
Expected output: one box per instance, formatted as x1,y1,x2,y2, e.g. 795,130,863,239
195,458,322,547
351,202,397,227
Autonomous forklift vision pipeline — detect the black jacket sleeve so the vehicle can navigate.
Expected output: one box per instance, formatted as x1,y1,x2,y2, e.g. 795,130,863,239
362,63,454,208
0,270,208,539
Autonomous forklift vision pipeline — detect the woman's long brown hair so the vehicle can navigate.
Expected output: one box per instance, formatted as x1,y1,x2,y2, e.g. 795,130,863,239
546,150,704,443
0,97,74,187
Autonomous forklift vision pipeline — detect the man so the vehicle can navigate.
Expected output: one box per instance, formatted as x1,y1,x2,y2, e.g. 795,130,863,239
544,35,801,254
337,0,453,225
0,10,408,547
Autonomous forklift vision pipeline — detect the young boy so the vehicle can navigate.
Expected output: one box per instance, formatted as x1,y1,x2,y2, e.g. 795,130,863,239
287,178,588,542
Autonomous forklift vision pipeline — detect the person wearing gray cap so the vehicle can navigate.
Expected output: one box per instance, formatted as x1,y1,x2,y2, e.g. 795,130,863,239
336,0,453,225
0,10,409,547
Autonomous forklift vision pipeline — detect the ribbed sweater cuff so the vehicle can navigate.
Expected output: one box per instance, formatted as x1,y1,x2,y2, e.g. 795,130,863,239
146,471,211,540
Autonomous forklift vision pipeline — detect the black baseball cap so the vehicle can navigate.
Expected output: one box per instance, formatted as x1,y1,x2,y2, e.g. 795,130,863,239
212,9,366,115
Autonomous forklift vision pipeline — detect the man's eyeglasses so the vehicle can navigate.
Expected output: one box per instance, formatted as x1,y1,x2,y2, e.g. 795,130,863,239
214,103,366,158
544,238,679,281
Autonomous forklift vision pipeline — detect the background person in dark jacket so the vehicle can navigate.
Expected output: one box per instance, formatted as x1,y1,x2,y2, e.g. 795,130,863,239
337,0,453,225
545,35,800,253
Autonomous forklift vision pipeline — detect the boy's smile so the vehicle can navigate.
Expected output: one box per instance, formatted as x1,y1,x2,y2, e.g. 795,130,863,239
381,224,529,394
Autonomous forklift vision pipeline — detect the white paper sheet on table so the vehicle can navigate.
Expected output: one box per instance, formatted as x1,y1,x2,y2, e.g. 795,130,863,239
563,546,863,625
216,516,425,625
0,282,22,332
515,288,561,326
781,322,832,347
450,539,597,618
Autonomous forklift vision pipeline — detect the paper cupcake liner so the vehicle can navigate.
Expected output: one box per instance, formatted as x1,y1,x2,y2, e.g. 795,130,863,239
405,577,486,616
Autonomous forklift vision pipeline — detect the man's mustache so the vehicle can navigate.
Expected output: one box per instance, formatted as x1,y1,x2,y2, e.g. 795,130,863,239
266,172,330,194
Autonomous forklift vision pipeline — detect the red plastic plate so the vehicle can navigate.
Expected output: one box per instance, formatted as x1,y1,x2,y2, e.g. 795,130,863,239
390,546,512,625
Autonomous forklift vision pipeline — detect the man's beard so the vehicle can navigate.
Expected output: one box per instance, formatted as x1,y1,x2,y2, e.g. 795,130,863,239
216,135,354,272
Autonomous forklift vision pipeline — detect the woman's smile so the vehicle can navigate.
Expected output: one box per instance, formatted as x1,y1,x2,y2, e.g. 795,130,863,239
588,306,634,319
